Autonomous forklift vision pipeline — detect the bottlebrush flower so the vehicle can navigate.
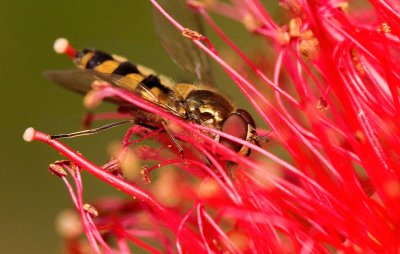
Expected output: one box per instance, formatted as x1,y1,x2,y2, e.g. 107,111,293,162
24,0,400,253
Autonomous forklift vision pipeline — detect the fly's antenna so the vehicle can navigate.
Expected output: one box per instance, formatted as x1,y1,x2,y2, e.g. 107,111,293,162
53,38,77,59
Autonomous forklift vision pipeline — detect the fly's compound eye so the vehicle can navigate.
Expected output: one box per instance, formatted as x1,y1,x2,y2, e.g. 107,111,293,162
219,109,256,156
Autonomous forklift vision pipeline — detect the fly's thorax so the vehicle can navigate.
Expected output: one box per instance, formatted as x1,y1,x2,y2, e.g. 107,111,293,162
181,87,257,156
183,89,235,128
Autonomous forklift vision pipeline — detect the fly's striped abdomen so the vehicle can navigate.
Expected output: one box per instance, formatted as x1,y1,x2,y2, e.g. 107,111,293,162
75,49,175,104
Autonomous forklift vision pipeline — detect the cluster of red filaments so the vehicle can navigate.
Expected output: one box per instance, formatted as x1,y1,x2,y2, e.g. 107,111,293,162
25,0,400,253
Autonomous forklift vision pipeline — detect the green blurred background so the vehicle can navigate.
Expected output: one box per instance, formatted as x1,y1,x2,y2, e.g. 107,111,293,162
0,1,269,252
0,1,170,252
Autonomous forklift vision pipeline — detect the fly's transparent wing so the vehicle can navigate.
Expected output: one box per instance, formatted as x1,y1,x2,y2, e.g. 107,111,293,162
44,69,97,95
45,69,184,117
45,69,161,104
152,0,215,86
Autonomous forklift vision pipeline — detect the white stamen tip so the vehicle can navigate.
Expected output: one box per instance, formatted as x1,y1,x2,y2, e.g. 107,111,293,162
54,38,69,54
23,127,35,142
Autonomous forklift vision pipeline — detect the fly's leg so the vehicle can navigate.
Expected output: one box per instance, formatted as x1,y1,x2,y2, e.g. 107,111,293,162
50,120,134,139
161,120,184,158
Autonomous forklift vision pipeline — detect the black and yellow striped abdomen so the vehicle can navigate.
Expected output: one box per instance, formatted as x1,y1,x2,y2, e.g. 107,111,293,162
74,49,175,105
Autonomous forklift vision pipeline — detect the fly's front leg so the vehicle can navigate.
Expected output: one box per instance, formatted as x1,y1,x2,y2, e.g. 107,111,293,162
50,120,134,139
161,120,184,158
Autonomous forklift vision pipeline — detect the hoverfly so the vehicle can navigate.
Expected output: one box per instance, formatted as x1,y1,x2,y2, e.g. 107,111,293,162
45,0,257,156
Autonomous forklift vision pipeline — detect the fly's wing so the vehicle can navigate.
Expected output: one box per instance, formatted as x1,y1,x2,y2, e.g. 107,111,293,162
44,69,97,95
152,0,215,87
44,69,162,105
